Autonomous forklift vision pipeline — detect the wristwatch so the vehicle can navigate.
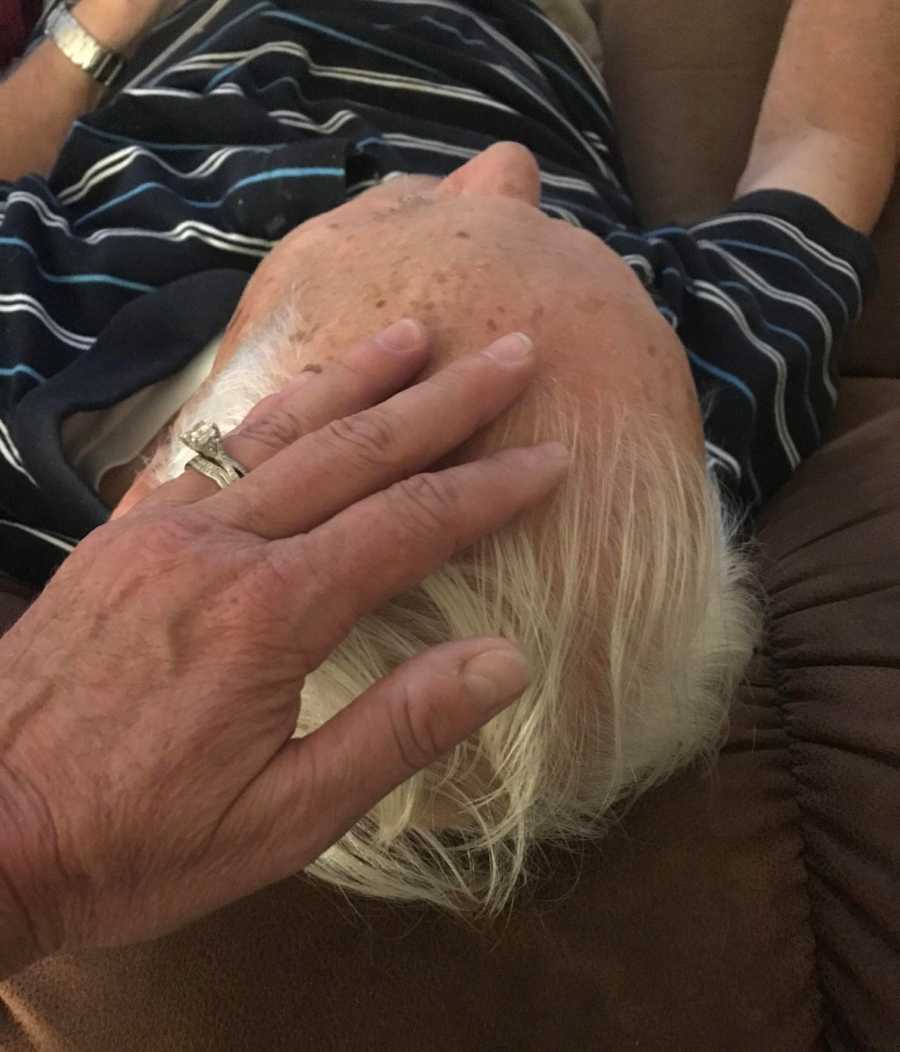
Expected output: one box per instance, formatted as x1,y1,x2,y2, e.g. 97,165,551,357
44,2,126,89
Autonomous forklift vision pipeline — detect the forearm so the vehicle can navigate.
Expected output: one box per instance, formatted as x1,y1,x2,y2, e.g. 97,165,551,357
0,40,102,183
737,0,900,233
0,0,152,183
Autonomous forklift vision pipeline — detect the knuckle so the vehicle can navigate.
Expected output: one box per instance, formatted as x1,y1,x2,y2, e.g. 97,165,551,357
251,544,336,668
131,512,208,562
218,485,269,536
217,558,291,646
323,408,399,468
232,404,308,453
257,542,304,597
390,471,458,540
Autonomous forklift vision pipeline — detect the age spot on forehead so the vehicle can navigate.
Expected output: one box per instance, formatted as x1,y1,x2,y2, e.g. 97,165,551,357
576,295,608,316
286,324,315,350
455,230,471,240
290,321,320,348
376,298,387,308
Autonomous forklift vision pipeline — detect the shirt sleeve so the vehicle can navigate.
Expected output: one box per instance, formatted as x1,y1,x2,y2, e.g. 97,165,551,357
604,189,879,518
0,269,248,587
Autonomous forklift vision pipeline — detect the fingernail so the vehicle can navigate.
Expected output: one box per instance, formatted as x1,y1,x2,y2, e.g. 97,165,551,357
375,318,425,355
483,332,533,364
462,646,531,713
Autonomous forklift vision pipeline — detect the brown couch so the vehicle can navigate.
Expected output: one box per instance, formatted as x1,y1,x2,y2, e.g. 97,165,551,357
2,1,899,1048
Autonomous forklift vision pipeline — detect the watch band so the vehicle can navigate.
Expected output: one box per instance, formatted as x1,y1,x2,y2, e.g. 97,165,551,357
44,3,125,88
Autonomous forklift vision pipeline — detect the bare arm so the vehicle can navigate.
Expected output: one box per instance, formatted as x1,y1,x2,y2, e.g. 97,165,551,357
735,0,900,235
0,1,160,183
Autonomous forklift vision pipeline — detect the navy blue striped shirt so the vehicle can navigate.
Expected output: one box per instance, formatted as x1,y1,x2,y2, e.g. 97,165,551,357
0,0,878,584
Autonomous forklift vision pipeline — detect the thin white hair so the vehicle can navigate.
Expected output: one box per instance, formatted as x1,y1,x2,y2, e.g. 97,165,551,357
146,304,765,919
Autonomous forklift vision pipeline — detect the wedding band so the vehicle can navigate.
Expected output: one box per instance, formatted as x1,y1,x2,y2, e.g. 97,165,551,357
180,421,249,489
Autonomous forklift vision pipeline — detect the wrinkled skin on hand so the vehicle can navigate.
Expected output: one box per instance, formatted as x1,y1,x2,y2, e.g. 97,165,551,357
0,322,567,969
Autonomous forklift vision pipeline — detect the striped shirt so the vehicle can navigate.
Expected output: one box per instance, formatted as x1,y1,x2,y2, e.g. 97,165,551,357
0,0,878,585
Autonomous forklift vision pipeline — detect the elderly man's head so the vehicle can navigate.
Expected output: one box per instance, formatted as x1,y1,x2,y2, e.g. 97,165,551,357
120,144,762,916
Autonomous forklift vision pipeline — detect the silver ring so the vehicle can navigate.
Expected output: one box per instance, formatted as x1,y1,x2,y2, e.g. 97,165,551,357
180,421,249,489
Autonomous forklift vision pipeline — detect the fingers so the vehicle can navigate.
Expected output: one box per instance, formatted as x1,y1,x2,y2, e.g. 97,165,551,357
137,318,431,511
215,638,531,888
268,440,570,670
206,331,541,539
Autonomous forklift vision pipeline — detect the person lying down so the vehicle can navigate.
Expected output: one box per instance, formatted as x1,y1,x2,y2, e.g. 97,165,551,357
1,0,890,916
105,143,849,917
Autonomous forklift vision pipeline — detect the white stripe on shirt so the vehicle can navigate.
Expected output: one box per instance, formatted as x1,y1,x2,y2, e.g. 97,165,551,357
529,7,612,109
692,211,862,310
369,0,544,79
701,241,838,405
0,519,76,552
60,144,280,206
0,296,95,351
163,41,525,119
78,220,274,256
693,280,803,467
0,194,273,257
488,61,616,180
0,419,37,486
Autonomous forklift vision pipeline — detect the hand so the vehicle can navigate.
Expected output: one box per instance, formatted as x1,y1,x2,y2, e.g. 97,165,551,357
0,320,569,971
72,0,178,52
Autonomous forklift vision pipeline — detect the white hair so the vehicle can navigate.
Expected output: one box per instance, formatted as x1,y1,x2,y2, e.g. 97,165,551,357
146,306,765,919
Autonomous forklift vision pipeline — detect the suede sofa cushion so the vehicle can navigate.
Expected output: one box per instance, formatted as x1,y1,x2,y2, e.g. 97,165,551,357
2,1,899,1048
3,381,898,1052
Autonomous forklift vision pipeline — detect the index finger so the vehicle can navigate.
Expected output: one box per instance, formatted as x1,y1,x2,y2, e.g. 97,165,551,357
205,332,540,539
266,441,571,670
126,319,431,517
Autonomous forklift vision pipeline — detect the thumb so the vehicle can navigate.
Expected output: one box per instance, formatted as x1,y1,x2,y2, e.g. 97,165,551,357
233,639,530,884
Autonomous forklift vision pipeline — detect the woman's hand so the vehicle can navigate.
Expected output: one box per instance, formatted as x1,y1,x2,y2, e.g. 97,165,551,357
0,320,568,974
